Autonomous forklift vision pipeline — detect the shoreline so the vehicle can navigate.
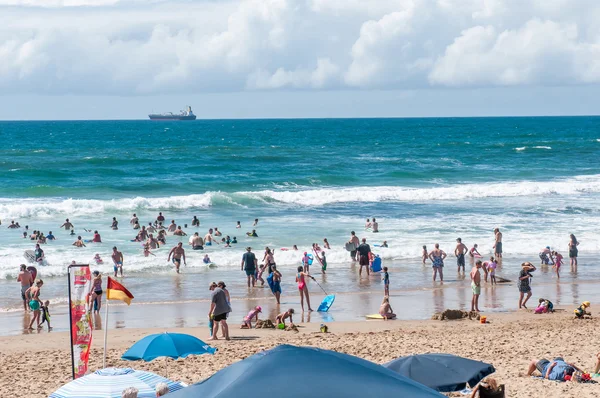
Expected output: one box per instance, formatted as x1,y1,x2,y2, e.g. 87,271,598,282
3,311,600,397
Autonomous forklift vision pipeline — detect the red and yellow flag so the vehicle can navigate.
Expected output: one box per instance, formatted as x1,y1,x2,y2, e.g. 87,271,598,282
106,277,134,305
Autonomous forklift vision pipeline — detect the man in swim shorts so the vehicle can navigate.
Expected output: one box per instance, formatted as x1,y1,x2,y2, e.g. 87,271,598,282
348,231,360,261
455,238,468,273
60,218,74,230
357,238,371,276
372,218,379,233
111,246,124,277
493,228,503,258
17,264,33,311
241,247,257,287
470,260,482,312
204,228,216,246
168,242,186,273
191,232,204,250
157,212,165,223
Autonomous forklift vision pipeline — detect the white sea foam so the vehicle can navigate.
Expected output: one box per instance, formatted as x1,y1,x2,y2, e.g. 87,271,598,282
533,146,552,149
515,147,527,151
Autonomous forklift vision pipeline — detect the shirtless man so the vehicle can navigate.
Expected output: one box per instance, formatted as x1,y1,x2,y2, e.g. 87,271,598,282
167,220,177,233
365,219,372,229
137,226,149,241
8,221,19,229
214,227,222,237
60,218,74,230
493,228,503,258
130,213,138,226
111,246,124,277
348,231,360,261
191,216,200,227
204,228,217,246
372,218,379,233
157,212,165,223
191,233,204,250
72,236,86,247
147,223,156,233
168,242,186,273
455,238,468,273
17,264,33,310
147,234,159,249
173,226,187,236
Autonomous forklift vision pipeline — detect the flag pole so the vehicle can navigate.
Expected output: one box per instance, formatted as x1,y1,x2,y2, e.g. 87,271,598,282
103,300,109,368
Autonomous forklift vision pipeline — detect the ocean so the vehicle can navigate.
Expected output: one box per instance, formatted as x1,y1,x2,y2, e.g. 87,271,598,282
1,117,599,333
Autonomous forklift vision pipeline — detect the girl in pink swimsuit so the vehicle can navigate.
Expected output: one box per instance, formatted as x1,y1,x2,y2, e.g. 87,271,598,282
296,266,315,312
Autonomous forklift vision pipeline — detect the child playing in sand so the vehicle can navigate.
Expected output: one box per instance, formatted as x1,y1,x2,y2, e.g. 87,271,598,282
574,301,592,319
241,306,262,329
40,300,51,330
382,266,390,296
379,296,396,320
94,253,103,264
487,257,497,285
535,298,554,314
275,308,294,326
422,245,428,264
552,251,563,278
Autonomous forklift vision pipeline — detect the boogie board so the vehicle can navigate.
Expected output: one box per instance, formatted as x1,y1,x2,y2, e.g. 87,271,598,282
371,256,382,272
366,313,396,320
317,294,335,312
345,242,356,252
24,250,36,263
302,254,314,265
312,249,324,266
27,266,37,281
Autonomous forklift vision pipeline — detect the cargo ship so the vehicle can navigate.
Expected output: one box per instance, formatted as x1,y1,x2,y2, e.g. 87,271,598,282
148,106,196,120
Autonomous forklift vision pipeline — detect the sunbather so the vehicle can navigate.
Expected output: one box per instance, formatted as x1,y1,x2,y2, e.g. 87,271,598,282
526,357,582,381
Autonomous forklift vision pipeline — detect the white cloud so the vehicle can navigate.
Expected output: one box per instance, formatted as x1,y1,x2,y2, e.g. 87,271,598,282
0,0,600,95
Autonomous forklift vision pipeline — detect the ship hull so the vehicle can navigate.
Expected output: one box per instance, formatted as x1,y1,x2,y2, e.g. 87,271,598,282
148,115,197,120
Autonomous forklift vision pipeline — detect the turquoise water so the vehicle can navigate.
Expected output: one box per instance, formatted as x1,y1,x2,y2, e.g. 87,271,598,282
1,117,600,315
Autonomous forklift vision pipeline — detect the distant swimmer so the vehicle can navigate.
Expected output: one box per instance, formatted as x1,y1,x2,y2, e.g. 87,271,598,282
214,227,222,237
137,226,149,241
381,240,388,248
34,244,45,264
93,254,103,264
422,245,428,264
204,228,217,246
147,234,160,249
493,228,503,258
469,244,481,258
428,243,446,282
455,238,468,273
111,246,124,277
130,213,138,226
365,219,372,229
232,237,238,244
173,226,187,236
72,236,86,247
111,217,119,230
247,229,258,237
157,212,165,223
191,233,204,250
236,221,241,229
60,219,74,230
372,218,379,233
253,218,259,226
133,220,141,230
203,254,211,264
323,238,331,250
147,223,156,232
191,216,200,227
167,242,186,273
168,220,177,233
8,220,19,229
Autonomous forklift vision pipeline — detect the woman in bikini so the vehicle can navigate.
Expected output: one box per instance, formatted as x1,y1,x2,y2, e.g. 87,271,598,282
568,234,579,271
26,280,44,329
89,271,103,313
296,266,315,312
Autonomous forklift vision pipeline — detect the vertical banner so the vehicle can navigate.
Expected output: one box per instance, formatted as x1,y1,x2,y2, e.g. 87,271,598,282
68,264,93,379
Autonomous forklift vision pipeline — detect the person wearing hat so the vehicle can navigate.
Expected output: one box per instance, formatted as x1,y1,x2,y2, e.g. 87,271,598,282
241,305,262,329
518,262,536,309
574,301,591,319
241,247,257,287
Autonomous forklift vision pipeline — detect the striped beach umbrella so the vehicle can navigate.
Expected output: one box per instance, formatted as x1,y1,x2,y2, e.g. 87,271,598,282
49,367,185,398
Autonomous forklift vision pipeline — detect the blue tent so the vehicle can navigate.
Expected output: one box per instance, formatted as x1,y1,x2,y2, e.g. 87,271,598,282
384,353,495,392
167,345,443,398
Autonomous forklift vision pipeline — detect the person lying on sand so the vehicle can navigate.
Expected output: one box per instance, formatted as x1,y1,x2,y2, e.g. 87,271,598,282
526,357,582,381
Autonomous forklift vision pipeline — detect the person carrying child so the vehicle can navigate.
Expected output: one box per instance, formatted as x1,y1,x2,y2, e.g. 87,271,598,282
241,306,262,329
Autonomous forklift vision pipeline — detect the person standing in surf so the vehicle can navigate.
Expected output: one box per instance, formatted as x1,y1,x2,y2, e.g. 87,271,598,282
241,247,257,287
372,218,379,233
111,246,124,277
568,234,579,271
357,238,372,276
348,231,360,261
17,264,33,311
493,228,503,258
34,244,45,264
167,242,186,273
428,243,446,282
59,218,74,230
296,265,315,312
518,262,536,309
455,238,468,273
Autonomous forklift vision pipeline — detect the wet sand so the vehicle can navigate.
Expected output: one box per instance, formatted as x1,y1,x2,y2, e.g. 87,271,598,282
2,310,600,398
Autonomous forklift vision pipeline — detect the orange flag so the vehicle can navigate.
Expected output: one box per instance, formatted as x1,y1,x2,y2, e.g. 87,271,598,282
106,277,134,305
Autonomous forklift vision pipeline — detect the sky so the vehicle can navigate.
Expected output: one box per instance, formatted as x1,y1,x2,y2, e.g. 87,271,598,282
1,0,599,120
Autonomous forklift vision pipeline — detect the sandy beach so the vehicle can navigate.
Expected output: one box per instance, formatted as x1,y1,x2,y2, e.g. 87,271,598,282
2,309,600,397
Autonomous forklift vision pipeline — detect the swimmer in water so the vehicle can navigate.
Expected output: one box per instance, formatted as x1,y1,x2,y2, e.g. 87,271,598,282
203,254,211,264
469,244,481,258
236,221,241,229
253,218,259,226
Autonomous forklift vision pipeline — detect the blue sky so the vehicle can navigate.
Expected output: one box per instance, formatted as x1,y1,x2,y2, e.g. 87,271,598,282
1,0,599,119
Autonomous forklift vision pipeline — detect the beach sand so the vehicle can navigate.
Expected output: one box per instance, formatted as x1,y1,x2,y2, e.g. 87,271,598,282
2,309,600,397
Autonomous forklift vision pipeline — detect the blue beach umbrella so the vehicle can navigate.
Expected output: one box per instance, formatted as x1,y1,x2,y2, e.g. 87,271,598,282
121,332,217,361
167,344,444,398
384,353,496,392
49,368,184,398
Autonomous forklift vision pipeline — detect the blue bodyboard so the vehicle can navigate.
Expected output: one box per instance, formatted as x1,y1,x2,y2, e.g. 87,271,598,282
317,294,335,312
371,256,382,272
